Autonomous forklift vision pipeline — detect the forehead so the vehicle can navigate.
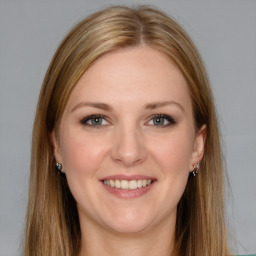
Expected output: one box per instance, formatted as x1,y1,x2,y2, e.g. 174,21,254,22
65,46,192,111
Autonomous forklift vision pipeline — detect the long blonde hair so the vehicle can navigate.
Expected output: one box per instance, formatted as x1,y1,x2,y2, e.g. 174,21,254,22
25,5,229,256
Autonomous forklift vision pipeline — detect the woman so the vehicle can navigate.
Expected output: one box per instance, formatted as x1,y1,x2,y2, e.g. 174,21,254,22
24,5,244,256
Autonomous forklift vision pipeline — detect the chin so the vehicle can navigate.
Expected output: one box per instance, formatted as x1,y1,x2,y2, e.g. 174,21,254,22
100,208,159,234
105,219,152,234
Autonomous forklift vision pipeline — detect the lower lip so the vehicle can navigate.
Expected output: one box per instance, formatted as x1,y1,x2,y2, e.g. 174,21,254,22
102,182,155,199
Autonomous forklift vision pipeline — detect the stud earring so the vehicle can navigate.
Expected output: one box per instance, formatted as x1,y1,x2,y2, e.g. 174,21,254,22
192,162,200,176
56,162,63,174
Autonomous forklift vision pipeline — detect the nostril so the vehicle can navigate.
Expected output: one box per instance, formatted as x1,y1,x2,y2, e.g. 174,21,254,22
110,128,148,167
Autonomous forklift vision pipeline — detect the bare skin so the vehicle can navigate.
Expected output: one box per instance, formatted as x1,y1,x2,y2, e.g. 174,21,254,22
52,46,206,256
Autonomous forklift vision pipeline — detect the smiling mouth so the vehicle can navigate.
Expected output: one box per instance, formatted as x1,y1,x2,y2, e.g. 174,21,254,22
102,179,155,190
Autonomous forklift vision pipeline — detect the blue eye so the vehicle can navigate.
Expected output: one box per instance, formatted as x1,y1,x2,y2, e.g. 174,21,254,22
81,115,108,126
149,114,176,127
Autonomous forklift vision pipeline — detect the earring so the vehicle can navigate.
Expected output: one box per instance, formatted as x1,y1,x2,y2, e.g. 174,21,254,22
192,162,200,176
56,162,63,174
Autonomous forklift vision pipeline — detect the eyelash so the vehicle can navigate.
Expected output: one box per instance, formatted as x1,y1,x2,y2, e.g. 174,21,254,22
80,114,108,126
80,114,176,127
148,114,176,127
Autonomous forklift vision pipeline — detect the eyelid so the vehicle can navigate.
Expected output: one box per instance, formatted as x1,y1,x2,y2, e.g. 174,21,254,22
80,113,176,127
80,114,110,126
146,114,177,126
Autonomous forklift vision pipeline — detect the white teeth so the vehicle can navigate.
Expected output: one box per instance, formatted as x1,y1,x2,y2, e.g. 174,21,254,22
137,180,143,188
103,179,153,190
129,180,137,189
115,180,121,188
110,180,115,187
121,180,129,189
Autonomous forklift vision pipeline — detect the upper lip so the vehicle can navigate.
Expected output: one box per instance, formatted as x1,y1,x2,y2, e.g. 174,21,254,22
100,175,156,181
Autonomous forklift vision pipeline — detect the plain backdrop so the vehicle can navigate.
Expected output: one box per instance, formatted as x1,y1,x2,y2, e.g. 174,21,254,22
0,0,255,255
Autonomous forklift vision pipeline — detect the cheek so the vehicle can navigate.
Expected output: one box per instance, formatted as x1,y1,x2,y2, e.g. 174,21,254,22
142,129,195,221
59,128,108,176
59,129,110,213
149,128,194,175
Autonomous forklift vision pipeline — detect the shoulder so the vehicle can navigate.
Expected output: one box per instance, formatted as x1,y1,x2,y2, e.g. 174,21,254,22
237,254,256,256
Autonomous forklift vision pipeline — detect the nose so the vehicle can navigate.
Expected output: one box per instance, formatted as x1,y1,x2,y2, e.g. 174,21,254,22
111,124,147,167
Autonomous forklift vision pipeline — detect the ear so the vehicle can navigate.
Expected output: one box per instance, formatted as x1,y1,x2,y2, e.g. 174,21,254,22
50,130,63,165
189,124,207,172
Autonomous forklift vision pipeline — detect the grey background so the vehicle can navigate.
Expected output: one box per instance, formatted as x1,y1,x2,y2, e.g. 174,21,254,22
0,0,255,255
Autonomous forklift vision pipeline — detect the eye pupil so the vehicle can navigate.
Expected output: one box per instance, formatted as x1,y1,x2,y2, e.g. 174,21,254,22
91,118,102,125
153,117,164,125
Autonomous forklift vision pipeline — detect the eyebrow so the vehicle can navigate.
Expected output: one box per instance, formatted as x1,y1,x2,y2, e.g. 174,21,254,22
71,102,113,112
145,101,185,112
71,100,184,112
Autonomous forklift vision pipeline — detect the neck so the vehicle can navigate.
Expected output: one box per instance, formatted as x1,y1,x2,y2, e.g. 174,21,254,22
78,217,176,256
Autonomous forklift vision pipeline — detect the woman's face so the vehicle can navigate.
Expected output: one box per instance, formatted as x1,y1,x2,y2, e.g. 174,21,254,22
52,46,205,234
